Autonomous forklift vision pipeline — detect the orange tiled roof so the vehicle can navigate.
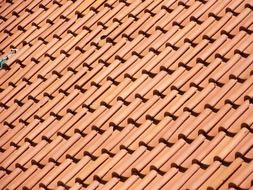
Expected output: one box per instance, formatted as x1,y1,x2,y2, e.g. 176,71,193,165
0,0,253,189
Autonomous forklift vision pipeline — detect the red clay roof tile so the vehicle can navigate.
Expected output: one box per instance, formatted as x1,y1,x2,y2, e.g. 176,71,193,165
0,0,253,189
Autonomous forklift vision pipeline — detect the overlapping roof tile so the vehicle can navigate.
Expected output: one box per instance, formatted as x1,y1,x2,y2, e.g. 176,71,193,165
0,0,253,189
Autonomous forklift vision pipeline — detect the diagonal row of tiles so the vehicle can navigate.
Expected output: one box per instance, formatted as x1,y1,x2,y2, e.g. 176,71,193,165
0,0,253,189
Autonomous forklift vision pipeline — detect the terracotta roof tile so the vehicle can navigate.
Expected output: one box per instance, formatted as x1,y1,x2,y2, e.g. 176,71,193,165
0,0,253,189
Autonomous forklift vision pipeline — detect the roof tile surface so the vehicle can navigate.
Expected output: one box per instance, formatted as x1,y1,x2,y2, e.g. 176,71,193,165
0,0,253,189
